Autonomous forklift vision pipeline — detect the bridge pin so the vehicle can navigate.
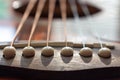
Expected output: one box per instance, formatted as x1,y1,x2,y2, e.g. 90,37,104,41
22,46,35,58
3,46,16,59
61,47,73,57
41,46,54,57
98,47,111,58
79,47,93,57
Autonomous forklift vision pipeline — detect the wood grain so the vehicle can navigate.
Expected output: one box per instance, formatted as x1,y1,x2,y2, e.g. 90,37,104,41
0,42,119,80
0,42,119,71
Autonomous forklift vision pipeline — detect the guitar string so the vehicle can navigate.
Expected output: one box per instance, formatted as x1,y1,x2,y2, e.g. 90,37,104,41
10,0,37,46
28,0,46,46
11,0,103,48
77,0,103,48
59,0,68,47
68,0,86,48
46,0,56,46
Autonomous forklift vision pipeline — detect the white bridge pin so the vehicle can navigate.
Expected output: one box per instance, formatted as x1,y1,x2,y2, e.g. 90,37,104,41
41,46,54,57
3,46,16,59
80,47,93,57
61,47,73,57
98,47,111,58
22,46,35,58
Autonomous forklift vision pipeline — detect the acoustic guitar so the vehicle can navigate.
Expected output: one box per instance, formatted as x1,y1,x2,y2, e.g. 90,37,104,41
0,0,120,80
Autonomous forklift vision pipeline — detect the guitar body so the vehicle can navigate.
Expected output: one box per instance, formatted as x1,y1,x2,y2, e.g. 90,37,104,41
0,0,120,80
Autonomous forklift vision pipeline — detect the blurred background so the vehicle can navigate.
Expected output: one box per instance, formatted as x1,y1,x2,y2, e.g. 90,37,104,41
0,0,15,42
0,0,48,42
0,0,119,42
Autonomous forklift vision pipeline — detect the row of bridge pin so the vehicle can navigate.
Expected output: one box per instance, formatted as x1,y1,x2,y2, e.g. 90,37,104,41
2,0,112,59
3,46,111,59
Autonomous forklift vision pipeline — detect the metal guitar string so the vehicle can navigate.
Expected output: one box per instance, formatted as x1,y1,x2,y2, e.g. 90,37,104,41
2,0,112,59
59,0,68,47
46,0,56,46
77,0,103,48
68,0,86,48
28,0,46,46
11,0,37,46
